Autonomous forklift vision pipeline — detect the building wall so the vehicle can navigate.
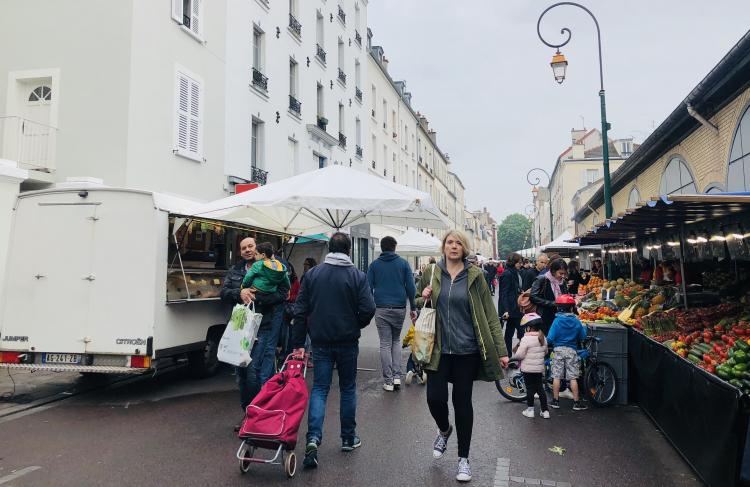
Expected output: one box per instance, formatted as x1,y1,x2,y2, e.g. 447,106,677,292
580,85,750,233
0,0,135,187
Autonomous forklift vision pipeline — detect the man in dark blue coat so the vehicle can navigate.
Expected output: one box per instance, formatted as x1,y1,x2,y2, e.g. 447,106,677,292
292,232,376,469
366,236,417,391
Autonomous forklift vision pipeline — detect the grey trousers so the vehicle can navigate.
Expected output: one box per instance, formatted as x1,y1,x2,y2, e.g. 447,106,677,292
374,307,407,382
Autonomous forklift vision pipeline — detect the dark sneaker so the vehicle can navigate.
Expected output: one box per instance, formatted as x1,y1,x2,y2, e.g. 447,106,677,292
303,441,319,469
341,436,362,452
573,401,588,411
432,424,453,459
550,398,560,409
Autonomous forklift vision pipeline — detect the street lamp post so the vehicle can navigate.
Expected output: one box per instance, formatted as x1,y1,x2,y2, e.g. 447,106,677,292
527,167,553,243
524,204,537,250
537,2,613,219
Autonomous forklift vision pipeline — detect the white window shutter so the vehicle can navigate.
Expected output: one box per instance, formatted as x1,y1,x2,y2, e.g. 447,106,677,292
188,78,202,157
190,0,202,38
176,74,190,151
171,0,184,23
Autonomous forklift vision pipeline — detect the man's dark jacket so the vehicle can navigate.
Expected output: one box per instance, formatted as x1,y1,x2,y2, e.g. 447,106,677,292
292,253,376,348
521,267,540,291
220,260,289,329
366,251,416,309
497,267,523,319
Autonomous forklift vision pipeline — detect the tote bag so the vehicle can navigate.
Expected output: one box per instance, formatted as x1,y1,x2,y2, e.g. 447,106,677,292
412,265,437,365
217,303,263,367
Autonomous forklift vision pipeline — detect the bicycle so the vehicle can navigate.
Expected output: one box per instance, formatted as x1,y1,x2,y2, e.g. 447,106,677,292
495,336,618,406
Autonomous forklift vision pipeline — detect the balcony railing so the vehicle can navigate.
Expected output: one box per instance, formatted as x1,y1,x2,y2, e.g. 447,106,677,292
383,168,387,177
338,132,347,148
289,95,302,115
252,68,268,91
371,160,376,169
337,68,347,85
251,165,268,185
288,13,302,37
317,116,328,131
316,44,326,64
355,145,363,157
338,6,346,23
355,87,362,102
0,116,57,172
355,30,362,46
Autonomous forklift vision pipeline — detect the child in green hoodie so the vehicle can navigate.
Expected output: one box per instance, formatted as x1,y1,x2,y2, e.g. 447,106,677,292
242,242,290,295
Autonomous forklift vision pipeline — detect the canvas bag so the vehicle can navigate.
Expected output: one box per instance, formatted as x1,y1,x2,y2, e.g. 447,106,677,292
412,264,437,365
217,303,263,367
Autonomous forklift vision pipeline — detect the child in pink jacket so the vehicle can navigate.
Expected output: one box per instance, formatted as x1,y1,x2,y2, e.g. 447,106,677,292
512,313,549,418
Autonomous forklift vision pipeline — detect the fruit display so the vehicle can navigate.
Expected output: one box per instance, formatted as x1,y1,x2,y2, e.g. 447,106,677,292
639,303,750,392
702,271,734,290
578,306,619,323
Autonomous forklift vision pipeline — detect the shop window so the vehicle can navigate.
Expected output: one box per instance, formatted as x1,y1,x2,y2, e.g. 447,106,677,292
728,104,750,192
659,156,696,195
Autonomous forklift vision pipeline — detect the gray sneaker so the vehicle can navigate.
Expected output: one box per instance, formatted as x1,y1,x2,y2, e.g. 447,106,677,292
341,436,362,452
432,424,453,459
456,457,472,482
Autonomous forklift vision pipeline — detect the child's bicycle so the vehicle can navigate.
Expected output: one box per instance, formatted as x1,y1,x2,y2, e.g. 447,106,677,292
495,336,618,406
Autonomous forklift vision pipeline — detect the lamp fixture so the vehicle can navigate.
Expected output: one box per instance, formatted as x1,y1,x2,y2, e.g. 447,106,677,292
550,50,568,84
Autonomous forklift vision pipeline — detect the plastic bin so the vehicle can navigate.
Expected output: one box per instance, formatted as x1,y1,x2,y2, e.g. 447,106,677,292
586,322,628,355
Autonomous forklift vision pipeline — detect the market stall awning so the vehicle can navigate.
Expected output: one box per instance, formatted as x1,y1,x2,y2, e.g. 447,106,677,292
576,193,750,245
375,228,440,256
195,165,451,235
541,231,602,255
514,247,539,259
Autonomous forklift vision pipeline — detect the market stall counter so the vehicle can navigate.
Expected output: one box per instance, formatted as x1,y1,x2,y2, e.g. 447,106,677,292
628,327,749,487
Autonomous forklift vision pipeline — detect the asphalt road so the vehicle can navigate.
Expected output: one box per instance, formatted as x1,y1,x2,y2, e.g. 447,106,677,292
0,295,701,487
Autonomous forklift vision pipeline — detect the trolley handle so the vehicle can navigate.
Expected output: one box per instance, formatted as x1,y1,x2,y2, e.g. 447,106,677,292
281,353,308,378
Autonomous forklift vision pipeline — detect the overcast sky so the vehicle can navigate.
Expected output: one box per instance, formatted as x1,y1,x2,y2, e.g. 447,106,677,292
368,0,750,223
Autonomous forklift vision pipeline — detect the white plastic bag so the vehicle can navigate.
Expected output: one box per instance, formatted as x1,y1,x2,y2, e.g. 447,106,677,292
412,265,437,365
217,303,263,367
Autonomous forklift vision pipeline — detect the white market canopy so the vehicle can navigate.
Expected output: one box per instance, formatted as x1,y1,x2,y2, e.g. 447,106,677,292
376,228,441,256
195,165,450,235
515,247,539,259
540,231,601,254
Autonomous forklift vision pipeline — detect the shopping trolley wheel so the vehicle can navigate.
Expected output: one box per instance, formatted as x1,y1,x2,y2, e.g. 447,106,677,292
284,451,297,478
239,444,254,474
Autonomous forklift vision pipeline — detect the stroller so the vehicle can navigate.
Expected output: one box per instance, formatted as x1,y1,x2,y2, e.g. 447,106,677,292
237,355,308,478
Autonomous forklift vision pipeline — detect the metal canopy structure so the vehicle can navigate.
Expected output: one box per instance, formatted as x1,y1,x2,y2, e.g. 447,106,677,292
576,193,750,245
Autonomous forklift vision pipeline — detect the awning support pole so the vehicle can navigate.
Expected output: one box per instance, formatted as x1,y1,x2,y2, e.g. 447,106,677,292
679,225,689,310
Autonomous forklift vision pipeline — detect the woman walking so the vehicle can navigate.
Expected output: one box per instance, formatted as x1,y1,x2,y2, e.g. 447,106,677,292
530,258,569,334
498,252,524,355
416,230,508,483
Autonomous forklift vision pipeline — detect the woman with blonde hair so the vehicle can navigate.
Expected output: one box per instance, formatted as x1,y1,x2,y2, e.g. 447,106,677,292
416,230,508,483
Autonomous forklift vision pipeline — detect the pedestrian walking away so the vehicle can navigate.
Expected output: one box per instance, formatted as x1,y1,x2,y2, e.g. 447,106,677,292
498,252,524,355
511,313,550,419
416,230,509,483
220,237,290,427
367,235,417,391
530,258,569,334
292,232,376,469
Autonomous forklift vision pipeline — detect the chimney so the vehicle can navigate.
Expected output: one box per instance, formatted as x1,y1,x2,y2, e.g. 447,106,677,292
418,114,429,131
571,128,587,144
382,56,389,73
428,129,437,145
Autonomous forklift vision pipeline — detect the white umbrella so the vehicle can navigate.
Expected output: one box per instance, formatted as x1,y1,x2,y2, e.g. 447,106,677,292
196,165,451,235
376,228,441,256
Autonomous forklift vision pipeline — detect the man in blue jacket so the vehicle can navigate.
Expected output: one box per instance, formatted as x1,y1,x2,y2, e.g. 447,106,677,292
366,236,417,392
292,232,376,469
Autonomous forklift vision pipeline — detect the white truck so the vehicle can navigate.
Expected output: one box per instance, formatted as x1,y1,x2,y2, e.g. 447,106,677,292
0,184,283,376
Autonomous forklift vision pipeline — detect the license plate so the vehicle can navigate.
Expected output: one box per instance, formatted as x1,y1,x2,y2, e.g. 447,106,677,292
42,353,83,364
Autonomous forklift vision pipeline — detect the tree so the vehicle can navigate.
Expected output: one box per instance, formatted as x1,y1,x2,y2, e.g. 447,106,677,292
497,213,533,258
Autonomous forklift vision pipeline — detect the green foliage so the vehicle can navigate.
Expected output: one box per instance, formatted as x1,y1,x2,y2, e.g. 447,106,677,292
497,213,533,258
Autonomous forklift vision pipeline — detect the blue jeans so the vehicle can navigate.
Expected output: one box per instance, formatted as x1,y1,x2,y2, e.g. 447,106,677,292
237,325,272,410
306,344,359,445
259,304,285,384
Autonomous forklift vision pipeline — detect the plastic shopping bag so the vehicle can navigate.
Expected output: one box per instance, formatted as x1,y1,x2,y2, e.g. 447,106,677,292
217,303,263,367
412,264,437,365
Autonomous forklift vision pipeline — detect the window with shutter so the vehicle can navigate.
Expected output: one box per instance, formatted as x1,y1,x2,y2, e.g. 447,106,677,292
175,68,203,162
171,0,203,41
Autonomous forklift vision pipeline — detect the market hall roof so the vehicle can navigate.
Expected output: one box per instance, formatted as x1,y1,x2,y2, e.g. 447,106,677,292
576,193,750,245
574,30,750,224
